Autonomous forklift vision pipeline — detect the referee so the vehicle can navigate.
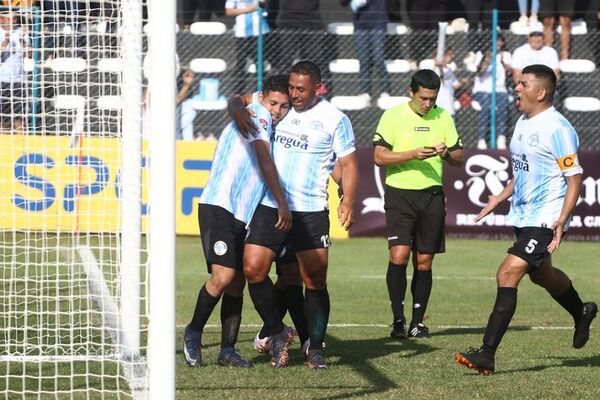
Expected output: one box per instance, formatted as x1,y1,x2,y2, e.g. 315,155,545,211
373,69,464,340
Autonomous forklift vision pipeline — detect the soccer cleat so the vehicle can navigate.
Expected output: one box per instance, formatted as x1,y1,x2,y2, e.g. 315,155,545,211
409,323,431,339
269,326,295,368
455,347,495,375
183,325,202,368
301,339,327,357
390,319,407,339
253,332,271,353
306,349,329,369
217,348,253,368
573,302,597,349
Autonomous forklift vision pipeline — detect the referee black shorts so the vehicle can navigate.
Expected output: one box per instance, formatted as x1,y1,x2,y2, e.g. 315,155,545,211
384,185,446,254
508,227,554,271
198,203,246,273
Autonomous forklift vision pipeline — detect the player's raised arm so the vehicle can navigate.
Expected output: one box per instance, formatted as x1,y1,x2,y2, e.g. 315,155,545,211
227,93,258,138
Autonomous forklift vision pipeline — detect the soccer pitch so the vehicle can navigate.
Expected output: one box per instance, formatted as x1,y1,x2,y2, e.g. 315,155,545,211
176,237,600,400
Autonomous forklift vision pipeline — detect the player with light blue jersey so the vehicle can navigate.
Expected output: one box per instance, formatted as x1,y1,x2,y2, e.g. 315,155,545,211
199,101,272,225
508,106,582,230
456,65,596,376
183,75,291,370
231,61,359,370
261,98,355,211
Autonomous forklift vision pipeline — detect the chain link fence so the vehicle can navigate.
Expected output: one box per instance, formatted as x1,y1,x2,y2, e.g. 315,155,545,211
178,23,600,149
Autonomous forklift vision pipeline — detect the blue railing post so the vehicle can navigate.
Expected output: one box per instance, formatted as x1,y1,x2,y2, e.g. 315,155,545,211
490,9,498,149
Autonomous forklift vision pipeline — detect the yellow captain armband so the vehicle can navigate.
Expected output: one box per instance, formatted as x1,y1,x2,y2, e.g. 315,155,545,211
557,154,578,171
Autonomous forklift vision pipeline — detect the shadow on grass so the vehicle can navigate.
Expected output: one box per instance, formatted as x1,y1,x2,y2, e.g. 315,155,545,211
434,325,532,337
500,354,600,374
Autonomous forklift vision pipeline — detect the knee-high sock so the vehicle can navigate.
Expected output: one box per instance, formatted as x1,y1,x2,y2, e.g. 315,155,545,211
410,270,432,326
386,262,407,322
189,284,221,333
220,293,243,349
258,285,285,339
551,283,584,324
482,287,518,353
248,277,285,335
304,288,330,350
283,285,309,345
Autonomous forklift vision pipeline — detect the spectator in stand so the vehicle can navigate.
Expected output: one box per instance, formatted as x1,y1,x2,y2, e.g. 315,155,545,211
408,0,447,64
225,0,271,94
460,0,497,31
387,0,403,23
511,22,559,84
340,0,390,104
181,0,226,28
0,11,29,132
472,34,512,150
517,0,539,26
540,0,573,60
271,0,331,94
433,47,468,117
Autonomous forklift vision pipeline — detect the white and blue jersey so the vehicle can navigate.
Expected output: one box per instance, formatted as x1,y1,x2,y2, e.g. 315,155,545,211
225,0,270,38
508,106,582,230
199,102,272,225
262,98,356,212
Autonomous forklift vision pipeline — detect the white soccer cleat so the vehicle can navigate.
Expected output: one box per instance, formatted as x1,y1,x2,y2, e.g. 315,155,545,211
253,333,271,353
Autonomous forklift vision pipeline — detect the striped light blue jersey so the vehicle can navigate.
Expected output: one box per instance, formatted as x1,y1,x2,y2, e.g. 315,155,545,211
262,98,356,211
199,102,272,224
225,0,270,38
508,106,583,230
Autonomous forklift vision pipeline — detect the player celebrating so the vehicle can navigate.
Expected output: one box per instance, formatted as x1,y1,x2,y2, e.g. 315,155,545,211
231,60,358,369
455,64,597,375
182,75,292,368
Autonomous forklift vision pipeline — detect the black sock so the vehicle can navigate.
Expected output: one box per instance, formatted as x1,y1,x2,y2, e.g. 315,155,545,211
411,269,419,297
305,288,330,350
220,293,243,349
248,277,284,335
410,270,432,326
551,284,584,324
284,285,309,344
482,287,518,353
258,285,285,339
386,262,407,322
189,284,221,333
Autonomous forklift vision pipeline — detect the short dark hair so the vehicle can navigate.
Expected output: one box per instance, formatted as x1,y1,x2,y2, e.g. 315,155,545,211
291,60,321,84
263,74,289,96
522,64,556,99
410,69,441,93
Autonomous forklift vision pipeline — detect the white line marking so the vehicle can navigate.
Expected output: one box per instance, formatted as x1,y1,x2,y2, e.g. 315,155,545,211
176,323,573,330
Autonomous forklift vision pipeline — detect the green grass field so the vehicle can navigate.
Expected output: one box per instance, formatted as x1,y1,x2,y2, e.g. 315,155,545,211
176,237,600,400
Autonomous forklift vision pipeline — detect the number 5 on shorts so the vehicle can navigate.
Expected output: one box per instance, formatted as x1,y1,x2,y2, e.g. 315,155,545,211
525,239,538,254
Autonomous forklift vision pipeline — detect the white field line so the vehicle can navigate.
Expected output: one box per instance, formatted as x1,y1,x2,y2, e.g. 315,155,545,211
176,323,574,330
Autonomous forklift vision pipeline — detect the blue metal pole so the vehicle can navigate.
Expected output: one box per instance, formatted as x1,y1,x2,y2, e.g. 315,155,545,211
257,3,264,91
490,9,498,149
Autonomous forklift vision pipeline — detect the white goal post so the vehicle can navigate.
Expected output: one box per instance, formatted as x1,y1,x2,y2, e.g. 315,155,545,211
0,0,175,398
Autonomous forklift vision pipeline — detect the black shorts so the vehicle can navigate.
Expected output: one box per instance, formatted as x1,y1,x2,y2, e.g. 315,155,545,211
246,205,331,255
507,227,554,270
539,0,575,18
197,203,246,272
384,185,446,254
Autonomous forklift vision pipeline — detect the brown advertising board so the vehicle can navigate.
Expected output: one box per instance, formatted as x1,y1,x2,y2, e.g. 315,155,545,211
350,148,600,240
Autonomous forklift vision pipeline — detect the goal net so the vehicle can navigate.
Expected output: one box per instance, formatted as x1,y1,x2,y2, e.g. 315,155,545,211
0,1,150,398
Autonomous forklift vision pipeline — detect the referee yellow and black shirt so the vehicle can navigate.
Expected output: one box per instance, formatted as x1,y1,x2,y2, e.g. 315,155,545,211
373,102,463,190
